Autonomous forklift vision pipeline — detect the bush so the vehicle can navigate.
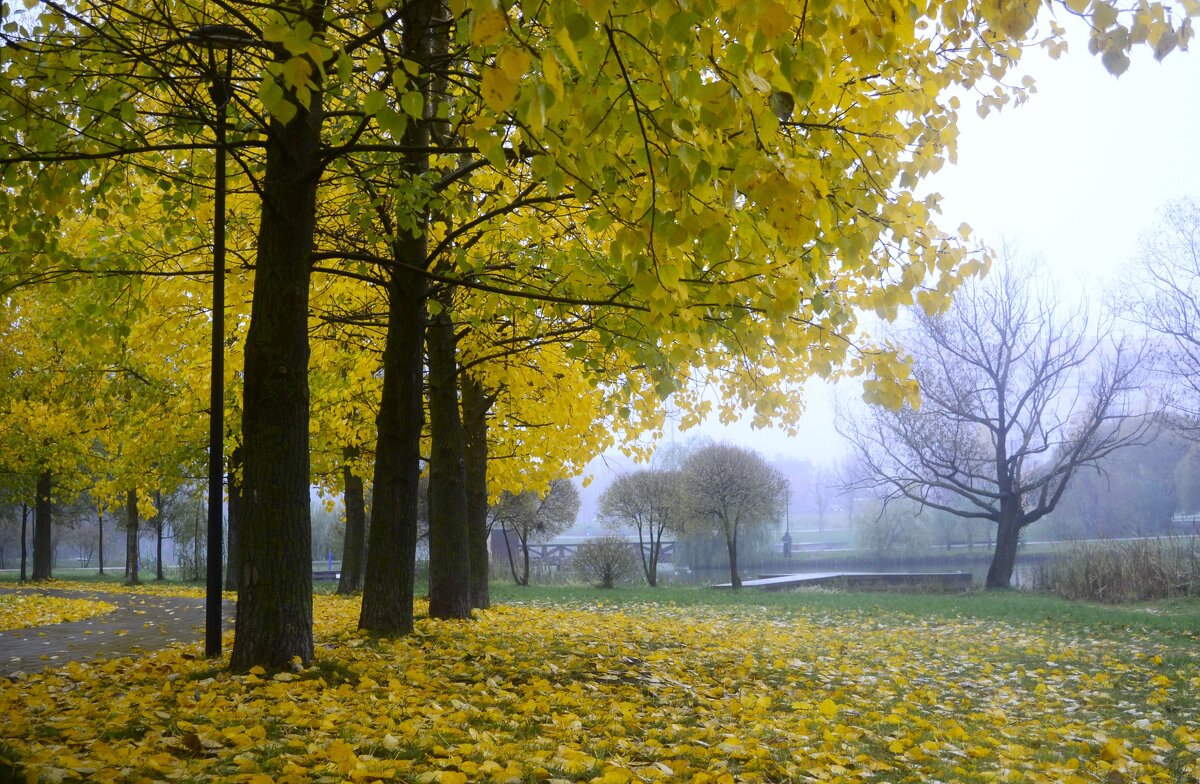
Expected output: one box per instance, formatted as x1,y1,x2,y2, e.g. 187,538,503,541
1034,538,1200,602
574,537,641,589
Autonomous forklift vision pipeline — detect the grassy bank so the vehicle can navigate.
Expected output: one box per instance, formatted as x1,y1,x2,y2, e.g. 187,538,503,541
490,583,1200,647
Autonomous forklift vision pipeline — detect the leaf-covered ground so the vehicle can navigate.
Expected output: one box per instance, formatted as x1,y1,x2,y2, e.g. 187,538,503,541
0,591,116,631
2,592,1198,783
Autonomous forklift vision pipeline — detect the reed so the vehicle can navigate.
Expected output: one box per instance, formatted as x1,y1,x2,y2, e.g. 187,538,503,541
1035,537,1200,602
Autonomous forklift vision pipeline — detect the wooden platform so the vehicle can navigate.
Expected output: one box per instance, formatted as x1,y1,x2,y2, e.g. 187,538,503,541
712,571,973,591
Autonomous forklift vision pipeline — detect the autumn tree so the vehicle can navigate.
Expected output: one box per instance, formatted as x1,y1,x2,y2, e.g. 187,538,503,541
490,479,580,586
598,469,680,587
841,261,1154,589
679,444,787,589
4,0,1193,670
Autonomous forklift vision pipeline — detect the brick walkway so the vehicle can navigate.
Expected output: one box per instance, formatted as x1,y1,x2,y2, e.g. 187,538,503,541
0,587,235,677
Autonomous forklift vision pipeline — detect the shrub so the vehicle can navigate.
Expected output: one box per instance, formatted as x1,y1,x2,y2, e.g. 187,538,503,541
574,537,641,589
1034,538,1200,602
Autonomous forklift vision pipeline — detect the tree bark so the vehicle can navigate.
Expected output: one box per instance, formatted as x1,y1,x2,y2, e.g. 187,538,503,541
225,446,242,591
726,529,741,590
521,532,531,587
155,491,164,581
462,374,492,609
20,502,28,583
427,307,472,619
359,252,425,634
337,447,367,595
360,0,445,632
985,514,1023,589
125,488,140,585
98,508,105,576
32,470,52,581
230,4,326,669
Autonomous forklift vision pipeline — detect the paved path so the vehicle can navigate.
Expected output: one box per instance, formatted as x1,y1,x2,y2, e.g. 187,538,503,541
0,588,235,677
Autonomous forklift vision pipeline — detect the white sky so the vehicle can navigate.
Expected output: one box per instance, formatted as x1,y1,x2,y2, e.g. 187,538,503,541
596,23,1200,476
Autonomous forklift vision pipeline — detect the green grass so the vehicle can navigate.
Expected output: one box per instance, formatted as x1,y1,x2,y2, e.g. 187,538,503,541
490,582,1200,646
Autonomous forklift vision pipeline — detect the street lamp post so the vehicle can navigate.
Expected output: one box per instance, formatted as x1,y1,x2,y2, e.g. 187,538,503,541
186,23,255,659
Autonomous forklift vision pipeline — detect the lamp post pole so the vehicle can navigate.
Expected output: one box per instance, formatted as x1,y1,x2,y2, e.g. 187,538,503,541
186,24,254,659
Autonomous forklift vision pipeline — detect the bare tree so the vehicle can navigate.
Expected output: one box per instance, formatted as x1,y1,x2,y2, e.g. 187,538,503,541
489,479,580,586
598,469,680,587
1124,197,1200,432
842,260,1153,588
679,443,787,589
574,536,641,588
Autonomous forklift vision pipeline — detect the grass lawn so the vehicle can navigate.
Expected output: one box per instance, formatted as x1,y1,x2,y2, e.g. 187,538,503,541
2,581,1198,783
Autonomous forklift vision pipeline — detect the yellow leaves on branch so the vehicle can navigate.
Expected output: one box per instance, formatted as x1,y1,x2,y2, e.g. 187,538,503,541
2,594,1198,783
0,590,116,631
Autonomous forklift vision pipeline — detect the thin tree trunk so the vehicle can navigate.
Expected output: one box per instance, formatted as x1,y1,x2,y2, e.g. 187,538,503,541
726,528,741,590
337,447,367,595
521,532,531,587
502,522,522,586
98,508,105,576
230,2,326,669
462,373,491,610
225,445,242,591
125,488,140,585
427,308,471,619
32,470,52,581
986,515,1023,589
20,502,28,583
155,490,164,580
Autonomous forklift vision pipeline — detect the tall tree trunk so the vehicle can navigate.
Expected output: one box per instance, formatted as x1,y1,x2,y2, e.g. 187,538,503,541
32,470,52,581
225,446,242,591
20,502,28,583
427,308,471,619
462,373,492,610
337,447,368,595
230,5,326,670
359,0,442,634
125,488,140,585
360,256,425,633
155,490,164,580
98,508,105,576
986,514,1023,589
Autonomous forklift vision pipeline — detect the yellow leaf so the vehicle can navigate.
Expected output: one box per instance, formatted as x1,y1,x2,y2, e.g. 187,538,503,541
818,699,838,718
281,56,313,89
471,9,507,46
480,67,518,113
327,739,358,765
496,46,532,79
757,1,792,39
